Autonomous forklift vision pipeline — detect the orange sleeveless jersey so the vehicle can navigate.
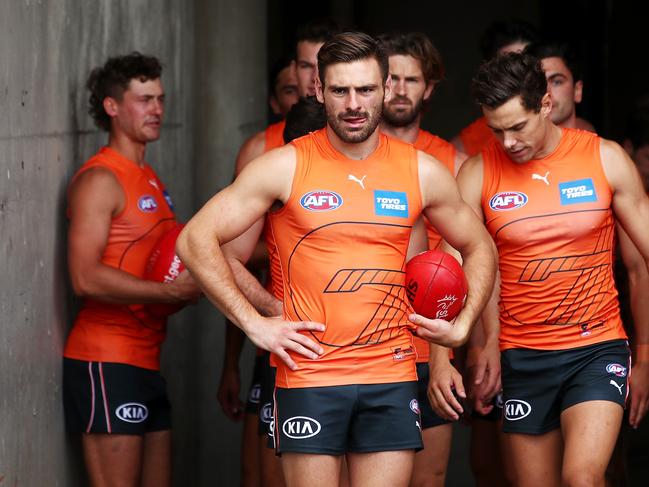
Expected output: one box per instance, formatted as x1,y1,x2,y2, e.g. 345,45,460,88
412,129,457,361
264,120,286,153
64,147,177,370
460,117,496,157
269,129,422,388
481,128,626,351
262,120,287,301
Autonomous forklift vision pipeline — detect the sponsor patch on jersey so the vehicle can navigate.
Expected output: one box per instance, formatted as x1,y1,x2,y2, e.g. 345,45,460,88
163,189,175,211
559,178,597,205
392,346,415,362
489,191,528,211
374,190,409,218
606,363,627,377
116,402,149,423
300,190,343,211
138,195,158,212
409,399,420,415
504,399,531,421
282,416,321,439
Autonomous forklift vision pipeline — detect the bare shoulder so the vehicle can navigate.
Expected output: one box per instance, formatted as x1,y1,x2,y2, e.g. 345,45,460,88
69,166,123,215
417,150,453,180
69,166,120,198
234,144,297,203
599,137,628,160
235,130,267,175
457,153,484,181
599,137,645,196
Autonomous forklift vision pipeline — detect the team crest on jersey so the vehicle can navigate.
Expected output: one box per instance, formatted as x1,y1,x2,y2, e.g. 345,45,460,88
606,363,627,377
300,190,343,211
138,195,158,212
374,190,409,218
559,178,597,205
489,191,528,211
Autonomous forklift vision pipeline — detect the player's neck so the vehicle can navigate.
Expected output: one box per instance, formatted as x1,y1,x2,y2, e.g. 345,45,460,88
380,120,420,144
108,133,147,167
534,123,564,160
557,111,577,129
326,124,381,160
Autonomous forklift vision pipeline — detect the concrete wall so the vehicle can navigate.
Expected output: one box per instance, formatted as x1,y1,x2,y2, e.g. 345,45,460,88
0,1,196,485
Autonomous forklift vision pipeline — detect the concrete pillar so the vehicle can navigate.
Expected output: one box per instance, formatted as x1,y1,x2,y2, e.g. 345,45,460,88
192,0,267,485
0,1,194,485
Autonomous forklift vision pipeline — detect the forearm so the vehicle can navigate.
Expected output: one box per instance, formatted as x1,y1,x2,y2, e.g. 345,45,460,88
452,238,497,345
177,224,261,334
70,263,183,304
228,257,282,317
223,320,247,369
629,268,649,359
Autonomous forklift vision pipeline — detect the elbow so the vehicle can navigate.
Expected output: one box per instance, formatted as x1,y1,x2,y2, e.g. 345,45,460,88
70,272,94,298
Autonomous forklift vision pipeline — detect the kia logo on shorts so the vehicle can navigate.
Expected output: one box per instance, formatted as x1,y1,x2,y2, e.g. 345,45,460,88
260,402,273,424
489,191,528,211
606,363,627,377
116,403,148,423
282,416,321,439
504,399,531,421
300,190,343,211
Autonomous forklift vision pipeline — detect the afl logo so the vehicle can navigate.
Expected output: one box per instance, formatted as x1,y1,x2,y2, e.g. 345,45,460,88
489,191,528,211
138,195,158,212
300,190,343,212
606,363,627,377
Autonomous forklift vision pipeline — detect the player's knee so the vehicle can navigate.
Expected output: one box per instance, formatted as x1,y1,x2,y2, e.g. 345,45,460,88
562,467,602,487
410,467,446,487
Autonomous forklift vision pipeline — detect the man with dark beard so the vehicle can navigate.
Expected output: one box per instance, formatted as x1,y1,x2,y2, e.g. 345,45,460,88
177,32,496,487
378,31,467,487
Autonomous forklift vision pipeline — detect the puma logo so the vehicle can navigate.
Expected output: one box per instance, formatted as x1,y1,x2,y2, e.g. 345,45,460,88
532,171,550,186
148,179,159,189
610,379,624,395
348,174,367,189
532,171,550,185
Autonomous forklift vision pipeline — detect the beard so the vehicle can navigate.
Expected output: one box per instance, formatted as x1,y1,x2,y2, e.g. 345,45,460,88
382,95,423,127
327,106,383,144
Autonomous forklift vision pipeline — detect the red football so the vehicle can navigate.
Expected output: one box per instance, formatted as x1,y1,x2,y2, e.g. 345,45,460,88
405,249,467,320
144,223,186,318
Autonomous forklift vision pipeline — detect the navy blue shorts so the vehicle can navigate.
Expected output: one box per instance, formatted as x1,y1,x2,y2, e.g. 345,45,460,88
63,358,171,435
501,339,630,434
273,381,422,455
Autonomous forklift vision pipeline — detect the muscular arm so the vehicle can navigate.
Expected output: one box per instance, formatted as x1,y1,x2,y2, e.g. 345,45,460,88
176,146,324,369
67,168,199,304
221,218,282,317
618,223,649,427
412,152,497,348
601,139,649,427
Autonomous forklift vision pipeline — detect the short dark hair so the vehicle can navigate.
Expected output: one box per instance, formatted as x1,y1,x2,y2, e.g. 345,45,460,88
269,55,295,98
87,52,162,131
317,32,389,87
296,18,342,45
283,96,326,143
472,52,547,112
626,96,649,149
480,19,539,60
525,41,582,82
377,32,445,85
